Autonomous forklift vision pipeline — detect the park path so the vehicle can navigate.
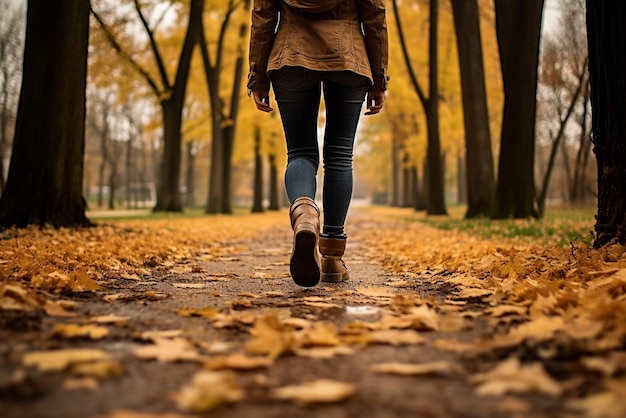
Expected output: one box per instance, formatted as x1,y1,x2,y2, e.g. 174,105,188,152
0,207,617,417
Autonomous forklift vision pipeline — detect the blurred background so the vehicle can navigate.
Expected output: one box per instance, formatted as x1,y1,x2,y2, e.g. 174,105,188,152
0,0,592,216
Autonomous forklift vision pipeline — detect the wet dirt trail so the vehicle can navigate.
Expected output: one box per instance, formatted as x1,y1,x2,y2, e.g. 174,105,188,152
0,207,615,418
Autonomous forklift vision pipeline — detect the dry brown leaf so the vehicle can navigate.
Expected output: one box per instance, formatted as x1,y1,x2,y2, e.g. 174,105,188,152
172,283,209,289
347,329,425,346
486,305,527,318
272,379,356,404
22,349,110,372
144,291,168,300
230,299,253,309
133,338,202,363
0,283,43,311
471,357,562,397
303,301,342,309
299,322,342,347
567,378,626,418
176,371,244,412
204,354,273,370
246,314,296,358
139,330,183,341
508,316,566,343
294,346,355,359
71,360,124,379
90,315,130,326
51,323,109,340
372,361,460,376
44,301,79,318
564,318,605,340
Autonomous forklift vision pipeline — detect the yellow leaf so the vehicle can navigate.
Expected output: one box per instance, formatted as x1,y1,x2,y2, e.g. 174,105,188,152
204,354,273,370
245,314,295,358
272,379,356,404
22,349,110,372
372,361,461,376
133,338,202,363
471,357,562,397
176,371,244,412
51,323,109,340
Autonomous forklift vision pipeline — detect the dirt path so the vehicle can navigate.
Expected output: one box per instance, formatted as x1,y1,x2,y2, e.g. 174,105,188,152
0,208,601,417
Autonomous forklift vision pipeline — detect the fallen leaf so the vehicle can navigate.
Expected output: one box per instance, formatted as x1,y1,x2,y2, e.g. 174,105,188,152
272,379,356,404
44,301,79,318
204,354,273,370
133,338,202,363
51,323,109,340
139,330,183,341
471,357,562,396
22,349,110,372
176,371,244,412
91,315,130,326
566,379,626,418
508,316,566,343
172,283,210,289
372,361,460,376
294,346,355,359
246,314,295,358
71,360,124,379
347,330,425,346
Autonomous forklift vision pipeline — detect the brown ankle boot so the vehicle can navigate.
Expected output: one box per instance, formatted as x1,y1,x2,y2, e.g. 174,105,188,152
319,236,349,282
289,196,320,287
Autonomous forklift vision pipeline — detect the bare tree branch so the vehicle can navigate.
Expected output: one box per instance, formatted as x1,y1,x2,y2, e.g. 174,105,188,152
132,0,171,91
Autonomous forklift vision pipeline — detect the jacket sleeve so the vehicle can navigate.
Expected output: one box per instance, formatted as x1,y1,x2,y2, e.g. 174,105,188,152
357,0,389,91
248,0,280,94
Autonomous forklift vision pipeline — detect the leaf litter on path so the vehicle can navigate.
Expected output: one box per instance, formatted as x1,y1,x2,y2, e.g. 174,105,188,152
1,207,622,416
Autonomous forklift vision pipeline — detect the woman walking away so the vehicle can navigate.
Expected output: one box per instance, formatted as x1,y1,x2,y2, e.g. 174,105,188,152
248,0,389,287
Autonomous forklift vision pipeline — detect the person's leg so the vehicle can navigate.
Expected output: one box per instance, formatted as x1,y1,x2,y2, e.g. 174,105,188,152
321,72,368,236
272,67,323,286
272,67,322,203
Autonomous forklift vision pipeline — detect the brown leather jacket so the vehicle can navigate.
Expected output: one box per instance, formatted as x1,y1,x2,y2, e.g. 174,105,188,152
248,0,389,95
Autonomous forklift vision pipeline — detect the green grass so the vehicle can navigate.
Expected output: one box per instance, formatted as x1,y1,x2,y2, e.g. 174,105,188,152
398,206,596,247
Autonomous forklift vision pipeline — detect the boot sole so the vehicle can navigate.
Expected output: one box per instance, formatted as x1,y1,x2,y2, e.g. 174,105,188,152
321,272,349,283
290,229,320,287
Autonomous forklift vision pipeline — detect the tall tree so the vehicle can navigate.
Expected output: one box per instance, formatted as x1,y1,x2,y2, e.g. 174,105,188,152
587,0,626,247
492,0,544,219
199,0,250,214
0,1,25,195
392,0,447,215
0,0,91,227
91,0,204,212
450,0,495,218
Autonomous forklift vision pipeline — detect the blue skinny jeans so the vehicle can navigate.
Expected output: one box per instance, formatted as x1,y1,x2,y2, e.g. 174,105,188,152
271,66,369,237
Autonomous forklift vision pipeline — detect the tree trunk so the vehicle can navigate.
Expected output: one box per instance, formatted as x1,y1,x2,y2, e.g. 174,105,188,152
153,0,203,212
269,153,279,210
450,0,495,217
185,141,196,207
587,0,626,247
391,135,401,207
392,0,446,215
252,126,264,213
0,0,90,228
221,49,246,214
492,0,544,219
456,153,467,205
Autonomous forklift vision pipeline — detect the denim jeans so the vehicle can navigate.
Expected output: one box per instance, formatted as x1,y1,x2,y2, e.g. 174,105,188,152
271,66,369,236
